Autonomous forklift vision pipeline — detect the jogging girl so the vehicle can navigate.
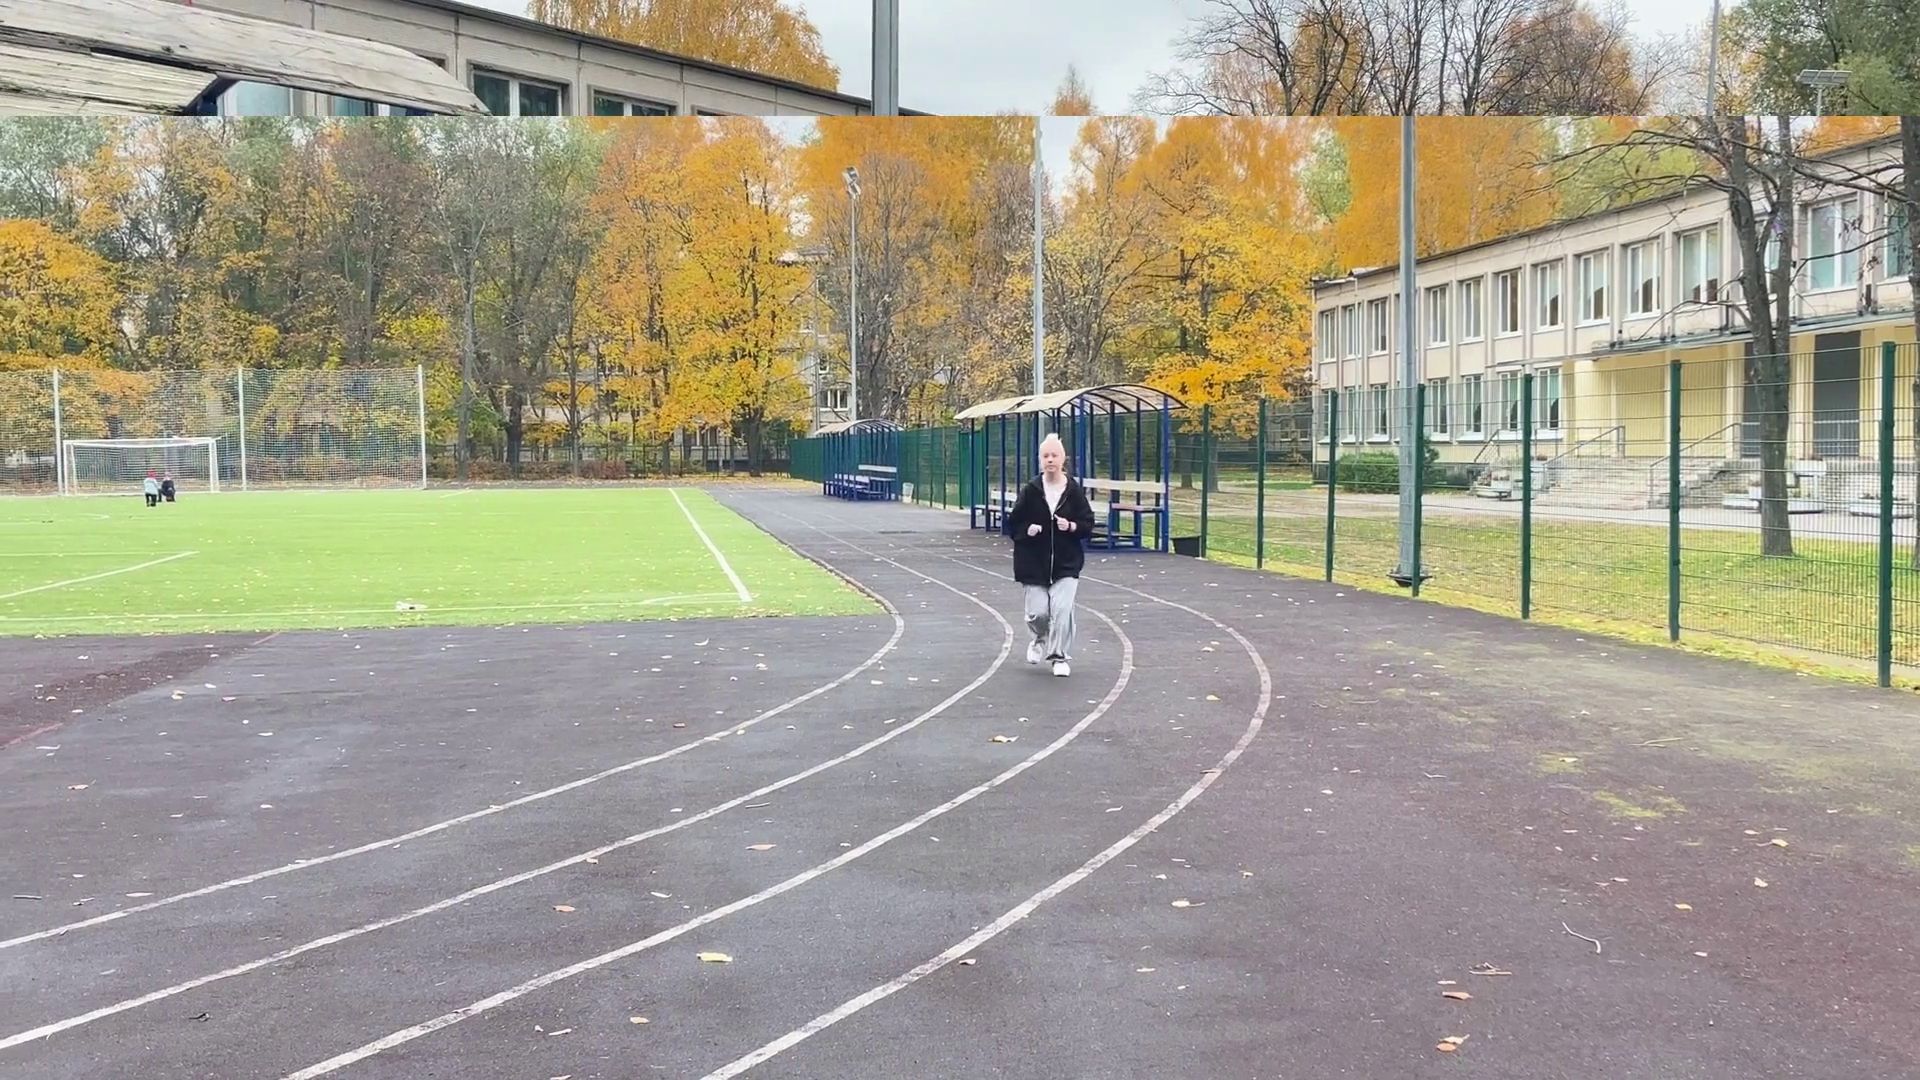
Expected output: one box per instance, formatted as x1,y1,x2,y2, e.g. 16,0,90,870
1005,433,1096,677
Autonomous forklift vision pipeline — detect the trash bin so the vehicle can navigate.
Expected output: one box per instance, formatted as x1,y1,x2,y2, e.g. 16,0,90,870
1172,536,1202,558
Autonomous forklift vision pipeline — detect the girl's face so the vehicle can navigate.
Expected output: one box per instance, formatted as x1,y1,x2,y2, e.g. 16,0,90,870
1040,442,1065,476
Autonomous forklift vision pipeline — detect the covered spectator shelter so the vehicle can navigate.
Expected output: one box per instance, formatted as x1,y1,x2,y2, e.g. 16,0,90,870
956,383,1183,552
817,418,901,500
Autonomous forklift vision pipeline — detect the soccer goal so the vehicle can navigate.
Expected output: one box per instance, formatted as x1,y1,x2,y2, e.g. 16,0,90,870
61,437,223,496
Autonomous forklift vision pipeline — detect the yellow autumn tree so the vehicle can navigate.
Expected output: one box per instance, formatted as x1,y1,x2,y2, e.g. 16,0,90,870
528,0,837,90
0,218,121,369
582,118,704,461
1327,116,1558,269
673,118,811,473
797,117,1033,421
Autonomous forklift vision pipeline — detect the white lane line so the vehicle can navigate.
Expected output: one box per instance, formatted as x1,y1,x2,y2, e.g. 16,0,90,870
0,593,744,625
0,552,197,602
0,527,1010,1046
0,611,910,954
672,488,753,603
702,561,1274,1079
278,606,1132,1080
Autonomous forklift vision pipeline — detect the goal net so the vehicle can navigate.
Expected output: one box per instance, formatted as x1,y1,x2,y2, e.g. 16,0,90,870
62,437,223,496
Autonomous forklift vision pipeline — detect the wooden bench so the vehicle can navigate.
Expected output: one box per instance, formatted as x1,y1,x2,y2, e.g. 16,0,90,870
1081,478,1168,551
827,464,900,501
971,487,1019,530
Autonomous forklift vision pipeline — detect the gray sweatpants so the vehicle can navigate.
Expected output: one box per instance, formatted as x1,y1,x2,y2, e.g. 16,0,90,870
1024,576,1079,660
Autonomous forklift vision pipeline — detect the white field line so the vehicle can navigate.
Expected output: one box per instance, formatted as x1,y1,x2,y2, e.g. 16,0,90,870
703,554,1274,1078
278,604,1130,1080
0,607,912,954
0,552,197,602
0,593,744,626
0,525,1014,1051
672,488,753,603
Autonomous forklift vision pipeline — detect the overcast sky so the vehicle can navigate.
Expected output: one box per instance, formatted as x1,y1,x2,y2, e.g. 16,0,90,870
463,0,1713,114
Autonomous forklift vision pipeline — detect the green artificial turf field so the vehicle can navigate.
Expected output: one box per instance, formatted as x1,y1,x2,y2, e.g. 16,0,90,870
0,487,873,636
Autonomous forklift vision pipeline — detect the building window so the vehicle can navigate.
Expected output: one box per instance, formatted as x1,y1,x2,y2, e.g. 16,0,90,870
1371,384,1390,438
1429,378,1451,436
1317,311,1337,360
1368,298,1389,354
1462,374,1484,435
1426,285,1449,345
1497,371,1523,433
1537,367,1563,431
1680,225,1722,303
473,70,564,117
1344,388,1362,442
1888,201,1911,280
1534,261,1562,329
593,93,674,116
1576,250,1609,323
220,82,294,116
819,388,848,411
695,108,731,116
1342,305,1360,358
1625,240,1660,316
1808,196,1863,291
1494,270,1521,335
1458,277,1484,341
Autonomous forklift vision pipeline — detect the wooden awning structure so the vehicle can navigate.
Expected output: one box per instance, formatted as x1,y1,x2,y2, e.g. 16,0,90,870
0,0,487,115
954,384,1184,421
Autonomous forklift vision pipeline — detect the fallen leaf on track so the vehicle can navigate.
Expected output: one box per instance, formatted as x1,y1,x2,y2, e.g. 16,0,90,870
1767,838,1789,849
746,844,775,852
989,735,1016,744
958,958,977,966
629,1017,649,1025
1442,991,1472,1001
1754,878,1769,888
553,905,575,913
1673,903,1693,912
698,952,732,964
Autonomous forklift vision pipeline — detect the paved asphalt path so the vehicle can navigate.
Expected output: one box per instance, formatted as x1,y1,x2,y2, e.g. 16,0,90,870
0,485,1916,1079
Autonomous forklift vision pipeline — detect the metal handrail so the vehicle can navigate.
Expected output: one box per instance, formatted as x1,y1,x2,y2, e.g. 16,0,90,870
1644,421,1741,503
1541,424,1625,473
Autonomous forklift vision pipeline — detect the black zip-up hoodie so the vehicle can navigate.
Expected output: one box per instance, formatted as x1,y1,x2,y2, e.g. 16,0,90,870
1004,475,1097,586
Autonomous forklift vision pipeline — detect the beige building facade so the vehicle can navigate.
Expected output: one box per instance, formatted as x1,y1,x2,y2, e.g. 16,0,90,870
1311,136,1917,507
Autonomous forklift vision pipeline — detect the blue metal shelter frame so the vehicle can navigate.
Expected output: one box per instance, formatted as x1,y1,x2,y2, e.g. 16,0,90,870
955,383,1183,552
817,418,902,501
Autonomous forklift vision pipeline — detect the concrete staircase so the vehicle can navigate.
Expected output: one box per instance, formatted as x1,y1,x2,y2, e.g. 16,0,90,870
1531,457,1737,511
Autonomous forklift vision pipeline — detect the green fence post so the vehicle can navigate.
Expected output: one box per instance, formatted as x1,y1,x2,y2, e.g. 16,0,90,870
1411,383,1426,598
1879,340,1896,687
1325,390,1338,582
1199,405,1213,558
1668,358,1682,643
1255,399,1268,570
1521,372,1534,619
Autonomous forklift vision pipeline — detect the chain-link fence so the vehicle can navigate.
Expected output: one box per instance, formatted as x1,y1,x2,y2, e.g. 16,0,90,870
795,342,1920,684
1,367,427,493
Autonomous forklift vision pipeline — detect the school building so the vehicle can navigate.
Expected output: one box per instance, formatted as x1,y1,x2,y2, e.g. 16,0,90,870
1311,135,1916,511
181,0,912,118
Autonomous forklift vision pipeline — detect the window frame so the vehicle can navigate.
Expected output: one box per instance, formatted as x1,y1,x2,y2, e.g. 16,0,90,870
1534,260,1563,329
472,68,567,117
1457,277,1485,342
1624,239,1661,317
591,92,676,117
1426,284,1449,346
1576,250,1610,325
1368,297,1390,355
1679,225,1722,304
1494,270,1521,336
1807,195,1863,292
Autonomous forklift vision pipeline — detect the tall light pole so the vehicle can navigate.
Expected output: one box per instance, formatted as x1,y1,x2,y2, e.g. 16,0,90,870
871,0,899,116
1705,0,1721,114
1391,113,1422,588
1032,119,1045,396
845,165,861,422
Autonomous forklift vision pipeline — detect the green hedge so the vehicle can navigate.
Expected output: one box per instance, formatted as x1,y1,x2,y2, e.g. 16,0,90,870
1335,447,1441,494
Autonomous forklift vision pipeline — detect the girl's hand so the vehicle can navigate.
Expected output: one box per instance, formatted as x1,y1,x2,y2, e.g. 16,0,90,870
1054,515,1073,532
1026,523,1043,537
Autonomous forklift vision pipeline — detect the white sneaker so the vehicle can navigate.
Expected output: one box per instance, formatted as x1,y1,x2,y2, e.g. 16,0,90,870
1051,660,1070,678
1027,639,1046,665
